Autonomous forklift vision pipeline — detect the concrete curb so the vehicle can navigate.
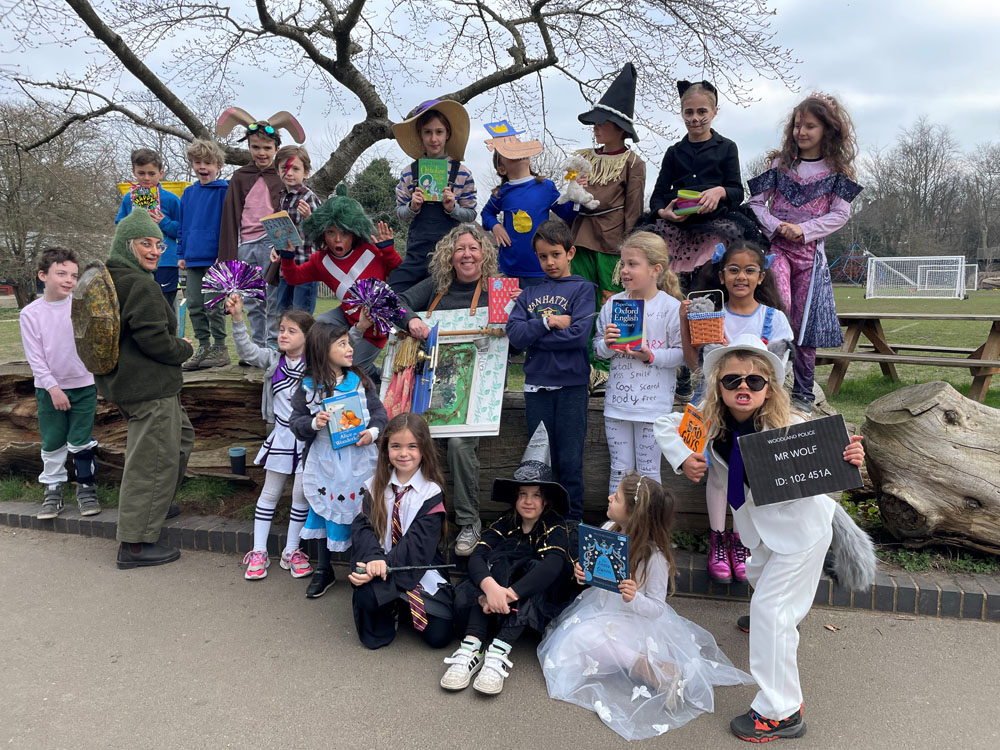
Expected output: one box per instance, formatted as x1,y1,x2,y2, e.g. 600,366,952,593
3,501,997,622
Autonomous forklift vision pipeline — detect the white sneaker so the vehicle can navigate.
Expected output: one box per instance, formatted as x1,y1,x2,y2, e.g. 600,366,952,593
440,636,484,691
472,640,513,695
454,520,482,557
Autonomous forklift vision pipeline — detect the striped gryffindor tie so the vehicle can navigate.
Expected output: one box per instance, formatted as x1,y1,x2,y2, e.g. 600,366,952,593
391,485,427,632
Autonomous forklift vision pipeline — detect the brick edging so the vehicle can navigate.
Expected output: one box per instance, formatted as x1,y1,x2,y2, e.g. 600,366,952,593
3,502,997,622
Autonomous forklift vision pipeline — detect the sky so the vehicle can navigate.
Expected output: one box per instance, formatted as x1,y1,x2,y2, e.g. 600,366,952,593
4,0,1000,188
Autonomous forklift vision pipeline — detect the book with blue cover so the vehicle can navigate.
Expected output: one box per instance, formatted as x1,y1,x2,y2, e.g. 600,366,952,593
322,391,366,450
579,523,630,592
610,298,644,351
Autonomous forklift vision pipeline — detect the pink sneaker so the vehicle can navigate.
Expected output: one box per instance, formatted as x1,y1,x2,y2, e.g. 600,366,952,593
728,531,749,582
708,529,733,583
243,550,270,580
280,548,314,578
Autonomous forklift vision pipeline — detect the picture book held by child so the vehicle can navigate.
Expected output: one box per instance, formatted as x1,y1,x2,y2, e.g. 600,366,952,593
539,474,753,741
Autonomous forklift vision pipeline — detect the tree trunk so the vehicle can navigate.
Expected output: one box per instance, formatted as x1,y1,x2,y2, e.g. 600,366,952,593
863,381,1000,554
12,277,36,309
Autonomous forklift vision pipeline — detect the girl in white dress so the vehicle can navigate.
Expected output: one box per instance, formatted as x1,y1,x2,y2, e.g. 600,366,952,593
538,474,753,741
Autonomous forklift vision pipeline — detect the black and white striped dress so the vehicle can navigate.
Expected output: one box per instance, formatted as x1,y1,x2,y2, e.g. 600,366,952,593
254,354,306,475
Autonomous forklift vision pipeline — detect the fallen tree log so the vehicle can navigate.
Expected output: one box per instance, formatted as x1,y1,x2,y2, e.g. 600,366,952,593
863,381,1000,554
1,362,711,526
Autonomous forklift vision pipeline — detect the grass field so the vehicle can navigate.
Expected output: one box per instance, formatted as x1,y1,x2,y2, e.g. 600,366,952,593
2,288,997,425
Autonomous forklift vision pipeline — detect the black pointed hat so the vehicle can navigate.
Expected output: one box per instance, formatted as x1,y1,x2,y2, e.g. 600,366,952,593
490,422,569,516
578,63,639,142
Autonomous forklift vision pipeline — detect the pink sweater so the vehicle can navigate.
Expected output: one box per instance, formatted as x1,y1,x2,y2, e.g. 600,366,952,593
20,295,94,391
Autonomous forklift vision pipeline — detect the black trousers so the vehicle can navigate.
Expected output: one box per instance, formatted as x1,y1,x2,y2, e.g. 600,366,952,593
352,582,452,650
464,605,526,647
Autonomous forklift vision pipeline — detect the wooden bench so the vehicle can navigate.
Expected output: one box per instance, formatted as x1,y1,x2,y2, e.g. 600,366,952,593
815,313,1000,402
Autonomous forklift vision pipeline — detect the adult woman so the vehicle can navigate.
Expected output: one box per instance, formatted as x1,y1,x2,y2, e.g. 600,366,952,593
95,210,195,569
399,223,500,556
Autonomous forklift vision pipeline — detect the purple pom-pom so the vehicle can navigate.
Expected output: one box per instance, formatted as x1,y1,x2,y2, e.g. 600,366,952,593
202,260,266,311
341,278,406,336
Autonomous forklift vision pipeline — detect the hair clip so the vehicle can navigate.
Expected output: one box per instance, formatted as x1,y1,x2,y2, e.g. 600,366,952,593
632,477,642,505
711,243,726,264
764,253,775,270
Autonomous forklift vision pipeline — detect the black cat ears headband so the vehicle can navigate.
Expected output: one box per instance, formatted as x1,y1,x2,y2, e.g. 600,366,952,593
677,80,717,99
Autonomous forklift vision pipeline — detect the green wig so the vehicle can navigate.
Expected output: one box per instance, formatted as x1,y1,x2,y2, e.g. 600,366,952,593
302,183,374,247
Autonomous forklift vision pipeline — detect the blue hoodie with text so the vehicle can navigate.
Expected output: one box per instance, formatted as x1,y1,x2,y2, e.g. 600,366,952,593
506,274,596,387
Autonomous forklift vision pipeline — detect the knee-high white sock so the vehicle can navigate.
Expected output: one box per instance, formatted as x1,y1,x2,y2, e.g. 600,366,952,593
706,467,728,532
285,472,309,554
253,470,287,552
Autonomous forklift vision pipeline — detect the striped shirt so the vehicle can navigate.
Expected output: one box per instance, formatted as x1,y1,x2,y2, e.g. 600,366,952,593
394,157,477,222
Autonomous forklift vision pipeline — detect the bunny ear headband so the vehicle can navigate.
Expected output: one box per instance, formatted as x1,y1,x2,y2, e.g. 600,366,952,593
216,107,307,143
677,80,717,99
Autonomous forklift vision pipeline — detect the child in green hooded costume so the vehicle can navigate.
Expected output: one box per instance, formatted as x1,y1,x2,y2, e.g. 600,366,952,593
95,209,195,570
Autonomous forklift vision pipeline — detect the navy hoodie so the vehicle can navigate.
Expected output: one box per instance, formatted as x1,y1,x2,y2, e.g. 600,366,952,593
506,274,596,387
178,179,229,267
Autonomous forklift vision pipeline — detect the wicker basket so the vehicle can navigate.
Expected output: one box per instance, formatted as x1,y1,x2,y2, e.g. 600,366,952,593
687,289,725,346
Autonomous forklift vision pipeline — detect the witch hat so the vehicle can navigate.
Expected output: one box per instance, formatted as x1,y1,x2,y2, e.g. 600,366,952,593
491,422,569,515
578,63,639,142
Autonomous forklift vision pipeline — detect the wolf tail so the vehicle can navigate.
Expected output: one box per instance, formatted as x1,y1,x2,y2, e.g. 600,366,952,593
828,502,877,591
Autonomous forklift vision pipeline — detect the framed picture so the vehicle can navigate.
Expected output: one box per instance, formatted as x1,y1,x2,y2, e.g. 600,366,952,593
380,307,509,437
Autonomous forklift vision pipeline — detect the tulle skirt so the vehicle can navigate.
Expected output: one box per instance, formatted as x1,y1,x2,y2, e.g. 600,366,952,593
538,588,754,741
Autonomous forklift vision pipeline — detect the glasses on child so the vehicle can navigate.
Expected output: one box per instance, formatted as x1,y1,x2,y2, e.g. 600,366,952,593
724,265,761,276
248,123,276,135
720,373,769,391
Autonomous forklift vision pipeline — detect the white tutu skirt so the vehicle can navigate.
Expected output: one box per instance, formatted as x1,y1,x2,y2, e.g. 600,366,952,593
538,588,754,741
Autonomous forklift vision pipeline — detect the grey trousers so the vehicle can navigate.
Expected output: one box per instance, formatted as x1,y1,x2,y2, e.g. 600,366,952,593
446,436,480,526
237,236,279,349
185,265,228,346
115,395,194,543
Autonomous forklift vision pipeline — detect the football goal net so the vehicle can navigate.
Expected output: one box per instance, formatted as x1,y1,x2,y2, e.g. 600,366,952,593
866,256,966,299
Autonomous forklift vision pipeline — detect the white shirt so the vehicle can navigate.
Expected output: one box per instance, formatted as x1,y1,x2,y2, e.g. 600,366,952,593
724,304,794,377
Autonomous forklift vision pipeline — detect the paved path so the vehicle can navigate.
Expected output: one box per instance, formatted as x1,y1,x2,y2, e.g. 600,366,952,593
3,527,998,750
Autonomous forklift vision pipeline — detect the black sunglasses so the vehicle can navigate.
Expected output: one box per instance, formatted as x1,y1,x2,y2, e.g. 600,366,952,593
721,373,769,391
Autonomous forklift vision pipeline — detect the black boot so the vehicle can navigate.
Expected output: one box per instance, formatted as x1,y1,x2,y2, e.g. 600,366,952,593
306,545,336,598
117,542,180,570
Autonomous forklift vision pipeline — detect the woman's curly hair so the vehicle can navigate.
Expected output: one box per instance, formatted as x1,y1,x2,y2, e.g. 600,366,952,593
427,222,501,293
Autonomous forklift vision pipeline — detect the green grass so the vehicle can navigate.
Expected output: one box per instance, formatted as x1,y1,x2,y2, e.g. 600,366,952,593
878,547,1000,575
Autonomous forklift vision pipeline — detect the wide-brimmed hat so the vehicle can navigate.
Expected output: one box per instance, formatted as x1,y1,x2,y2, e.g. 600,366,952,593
703,333,785,383
578,63,639,142
484,120,543,160
392,100,471,161
491,422,569,516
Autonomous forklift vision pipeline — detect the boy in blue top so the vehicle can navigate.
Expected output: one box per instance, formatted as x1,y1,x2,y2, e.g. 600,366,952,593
179,139,230,370
116,148,181,307
506,219,596,520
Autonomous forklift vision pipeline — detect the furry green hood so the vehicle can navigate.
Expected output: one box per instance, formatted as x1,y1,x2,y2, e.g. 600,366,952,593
108,209,164,273
302,183,374,247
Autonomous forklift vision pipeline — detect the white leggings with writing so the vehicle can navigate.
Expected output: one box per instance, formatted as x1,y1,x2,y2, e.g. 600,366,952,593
605,417,661,495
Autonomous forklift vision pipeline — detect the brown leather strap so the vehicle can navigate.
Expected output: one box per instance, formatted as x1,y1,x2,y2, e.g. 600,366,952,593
426,277,482,317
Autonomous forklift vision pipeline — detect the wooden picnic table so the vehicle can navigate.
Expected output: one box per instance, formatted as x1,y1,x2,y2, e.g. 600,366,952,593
815,313,1000,402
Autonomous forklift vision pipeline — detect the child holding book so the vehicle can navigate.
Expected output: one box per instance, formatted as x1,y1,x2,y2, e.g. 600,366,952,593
506,219,596,521
278,186,399,381
441,424,573,695
179,138,230,371
389,99,477,293
655,334,865,742
21,247,100,520
539,474,753,741
349,413,454,649
593,232,683,493
116,148,181,308
226,294,315,582
570,64,647,394
273,144,321,320
682,240,793,584
289,321,388,598
480,122,580,286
